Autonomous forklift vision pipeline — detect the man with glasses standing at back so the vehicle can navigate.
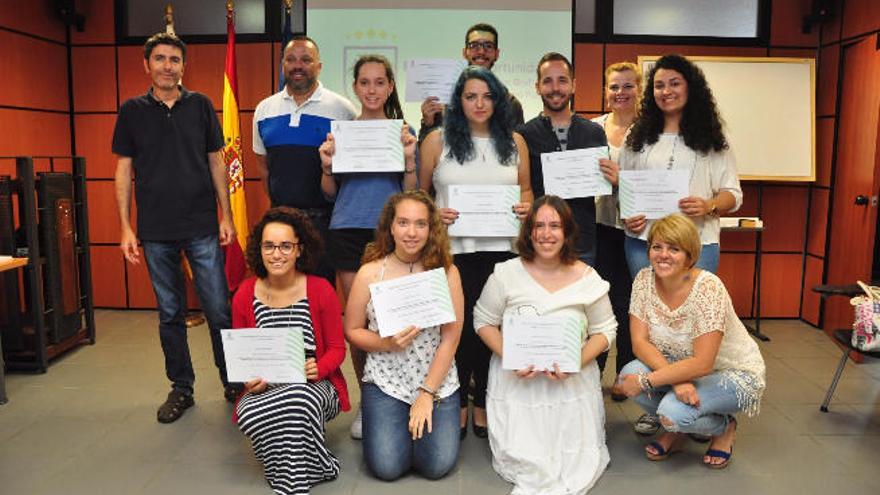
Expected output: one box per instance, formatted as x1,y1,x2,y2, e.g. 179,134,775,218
418,23,524,141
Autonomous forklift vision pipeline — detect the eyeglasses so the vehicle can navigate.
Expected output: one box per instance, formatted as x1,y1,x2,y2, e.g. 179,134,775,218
466,40,496,51
261,241,298,255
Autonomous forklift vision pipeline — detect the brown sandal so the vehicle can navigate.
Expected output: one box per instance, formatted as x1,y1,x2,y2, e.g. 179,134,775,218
157,390,194,423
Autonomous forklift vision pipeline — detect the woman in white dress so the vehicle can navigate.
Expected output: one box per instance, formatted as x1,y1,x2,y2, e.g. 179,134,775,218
473,195,617,494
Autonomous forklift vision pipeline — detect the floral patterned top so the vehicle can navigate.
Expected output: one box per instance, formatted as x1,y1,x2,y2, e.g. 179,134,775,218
361,257,459,404
630,268,766,416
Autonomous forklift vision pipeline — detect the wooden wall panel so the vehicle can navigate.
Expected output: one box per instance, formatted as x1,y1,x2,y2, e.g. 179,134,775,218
761,186,808,251
181,44,226,110
821,0,844,44
807,188,829,256
237,43,274,111
736,184,760,217
768,48,817,58
815,118,834,186
70,0,116,45
0,2,67,42
245,180,272,229
817,44,839,117
86,181,120,244
75,114,117,178
0,109,71,157
0,31,70,111
72,46,117,112
117,46,147,104
771,0,820,46
90,246,126,307
717,253,756,316
842,0,880,39
573,43,603,112
800,255,823,325
720,230,756,252
760,253,804,317
126,257,157,308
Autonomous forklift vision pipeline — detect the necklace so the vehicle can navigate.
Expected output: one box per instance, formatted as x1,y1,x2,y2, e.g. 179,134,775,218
474,138,492,163
392,251,415,273
666,135,679,170
262,272,299,307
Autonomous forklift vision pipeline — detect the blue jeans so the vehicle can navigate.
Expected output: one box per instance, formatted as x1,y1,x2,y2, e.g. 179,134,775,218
620,360,742,437
142,234,232,395
624,237,720,278
361,383,460,481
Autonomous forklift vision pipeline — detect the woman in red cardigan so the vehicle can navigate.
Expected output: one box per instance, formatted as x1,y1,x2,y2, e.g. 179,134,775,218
232,206,350,495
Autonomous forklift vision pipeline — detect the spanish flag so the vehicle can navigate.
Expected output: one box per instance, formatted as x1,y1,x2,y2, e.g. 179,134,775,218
223,2,248,292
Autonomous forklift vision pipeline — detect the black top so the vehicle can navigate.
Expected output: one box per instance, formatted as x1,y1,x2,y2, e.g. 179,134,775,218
517,113,608,258
112,87,224,241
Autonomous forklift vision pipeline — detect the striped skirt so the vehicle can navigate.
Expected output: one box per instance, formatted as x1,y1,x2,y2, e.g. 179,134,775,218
236,380,341,495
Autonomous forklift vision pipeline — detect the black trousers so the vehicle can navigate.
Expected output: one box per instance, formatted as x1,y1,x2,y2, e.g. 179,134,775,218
454,251,514,408
594,224,634,375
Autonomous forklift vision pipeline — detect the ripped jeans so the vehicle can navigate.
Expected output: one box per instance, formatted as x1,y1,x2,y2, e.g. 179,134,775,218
620,359,743,437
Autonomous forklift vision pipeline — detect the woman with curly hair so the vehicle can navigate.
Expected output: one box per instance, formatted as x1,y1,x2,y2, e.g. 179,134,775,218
231,207,350,495
617,54,742,277
418,66,532,440
344,190,464,480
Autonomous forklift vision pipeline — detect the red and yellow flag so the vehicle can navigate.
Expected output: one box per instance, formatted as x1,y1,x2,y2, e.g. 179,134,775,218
223,1,248,291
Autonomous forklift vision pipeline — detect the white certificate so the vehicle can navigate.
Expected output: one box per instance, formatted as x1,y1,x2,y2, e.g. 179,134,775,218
446,184,521,237
618,169,689,219
404,58,468,103
221,327,306,383
502,314,584,373
369,268,456,338
541,147,612,199
330,119,404,173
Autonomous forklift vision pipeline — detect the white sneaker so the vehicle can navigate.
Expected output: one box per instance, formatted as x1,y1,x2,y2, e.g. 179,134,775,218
350,407,363,440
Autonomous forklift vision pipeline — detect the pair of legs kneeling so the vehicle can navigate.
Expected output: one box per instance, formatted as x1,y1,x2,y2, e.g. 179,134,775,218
361,383,461,481
620,360,740,468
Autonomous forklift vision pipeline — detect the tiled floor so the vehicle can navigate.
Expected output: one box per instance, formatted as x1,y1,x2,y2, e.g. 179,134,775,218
1,311,879,494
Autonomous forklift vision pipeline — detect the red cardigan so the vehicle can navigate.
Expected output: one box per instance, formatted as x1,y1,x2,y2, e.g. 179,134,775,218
231,275,351,412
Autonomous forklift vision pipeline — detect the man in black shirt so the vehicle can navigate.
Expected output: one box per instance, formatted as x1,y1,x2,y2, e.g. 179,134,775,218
518,52,608,265
418,23,524,141
112,33,236,423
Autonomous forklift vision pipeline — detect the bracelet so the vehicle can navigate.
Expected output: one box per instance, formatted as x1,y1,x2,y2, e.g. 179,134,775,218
322,170,333,177
417,384,440,401
637,372,655,392
404,167,416,174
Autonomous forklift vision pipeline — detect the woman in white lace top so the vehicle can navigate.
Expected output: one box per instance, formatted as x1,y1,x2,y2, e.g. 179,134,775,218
618,214,765,470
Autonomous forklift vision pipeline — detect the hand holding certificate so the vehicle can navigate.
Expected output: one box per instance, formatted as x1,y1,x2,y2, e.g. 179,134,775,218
404,59,468,103
446,185,521,237
330,119,404,173
221,328,306,383
502,314,585,373
619,169,689,219
541,147,612,199
369,268,456,338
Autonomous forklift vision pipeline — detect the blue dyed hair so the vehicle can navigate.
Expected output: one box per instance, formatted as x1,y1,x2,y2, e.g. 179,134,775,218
443,66,516,165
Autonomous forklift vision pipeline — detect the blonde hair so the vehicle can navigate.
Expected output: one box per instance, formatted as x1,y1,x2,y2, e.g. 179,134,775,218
605,61,643,87
647,214,702,268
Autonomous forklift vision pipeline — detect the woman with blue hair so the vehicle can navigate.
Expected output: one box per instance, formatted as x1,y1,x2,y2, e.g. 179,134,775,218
419,66,532,440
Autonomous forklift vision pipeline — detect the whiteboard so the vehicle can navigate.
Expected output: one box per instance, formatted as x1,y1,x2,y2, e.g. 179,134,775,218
638,56,815,182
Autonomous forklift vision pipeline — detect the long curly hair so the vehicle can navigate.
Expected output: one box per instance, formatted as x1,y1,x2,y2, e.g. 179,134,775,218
245,207,323,278
353,54,404,119
627,54,728,154
443,66,517,165
362,190,452,270
516,195,580,265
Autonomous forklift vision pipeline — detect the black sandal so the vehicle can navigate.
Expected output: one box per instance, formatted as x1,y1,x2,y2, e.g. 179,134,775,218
157,390,194,423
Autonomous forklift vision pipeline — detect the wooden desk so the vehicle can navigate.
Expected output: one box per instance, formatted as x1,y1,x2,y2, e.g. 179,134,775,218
0,256,27,405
